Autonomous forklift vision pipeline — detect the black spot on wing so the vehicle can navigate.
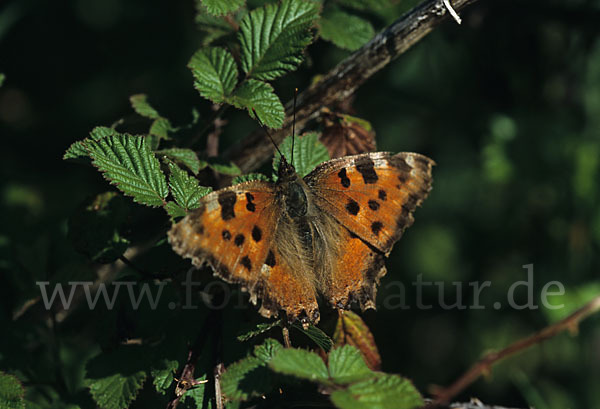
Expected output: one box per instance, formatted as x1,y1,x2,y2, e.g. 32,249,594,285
338,168,351,188
265,250,276,267
252,225,262,242
371,221,384,236
378,189,387,201
241,256,252,271
355,157,378,184
368,200,380,211
246,192,256,212
218,191,236,221
222,229,231,241
234,234,245,247
345,199,360,216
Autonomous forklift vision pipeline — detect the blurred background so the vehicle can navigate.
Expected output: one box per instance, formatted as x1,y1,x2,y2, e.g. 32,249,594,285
1,0,599,408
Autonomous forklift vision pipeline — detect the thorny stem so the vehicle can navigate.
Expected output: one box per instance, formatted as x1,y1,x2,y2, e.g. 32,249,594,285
428,295,600,406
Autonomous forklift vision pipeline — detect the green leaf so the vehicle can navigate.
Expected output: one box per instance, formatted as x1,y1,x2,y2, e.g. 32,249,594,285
149,117,173,141
63,126,120,160
130,94,161,119
273,132,329,180
0,74,5,88
85,346,151,409
86,133,168,207
232,172,270,185
253,338,283,362
156,148,206,175
330,374,423,409
0,372,25,409
202,0,245,16
151,359,179,395
269,348,329,383
181,375,208,407
238,0,319,80
237,320,281,341
206,158,242,175
67,192,131,263
165,201,188,218
168,162,212,211
194,5,238,46
292,323,333,352
333,310,381,371
328,345,372,384
228,79,284,128
320,10,375,51
189,47,238,104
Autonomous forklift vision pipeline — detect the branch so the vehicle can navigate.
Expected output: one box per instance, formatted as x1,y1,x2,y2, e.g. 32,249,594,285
429,295,600,406
224,0,480,173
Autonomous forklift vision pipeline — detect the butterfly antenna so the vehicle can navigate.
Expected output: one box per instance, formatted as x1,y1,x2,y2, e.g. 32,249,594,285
252,108,285,160
291,88,298,165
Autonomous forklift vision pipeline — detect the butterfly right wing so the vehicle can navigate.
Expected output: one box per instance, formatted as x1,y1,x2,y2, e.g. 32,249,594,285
168,181,319,322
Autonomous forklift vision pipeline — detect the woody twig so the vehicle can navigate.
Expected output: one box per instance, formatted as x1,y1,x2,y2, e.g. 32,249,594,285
428,295,600,406
224,0,480,174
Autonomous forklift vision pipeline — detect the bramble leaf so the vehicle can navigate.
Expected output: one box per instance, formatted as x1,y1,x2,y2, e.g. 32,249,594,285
232,172,270,185
189,47,238,104
202,0,245,16
330,373,423,409
165,201,187,218
221,339,282,401
269,348,329,382
229,79,284,128
156,148,206,175
168,162,212,211
292,323,333,352
273,132,329,180
0,372,25,409
86,133,168,207
333,310,381,370
150,359,179,395
238,0,319,80
320,9,374,51
237,320,281,341
328,345,372,384
130,94,161,119
181,375,208,407
63,126,120,160
207,158,242,176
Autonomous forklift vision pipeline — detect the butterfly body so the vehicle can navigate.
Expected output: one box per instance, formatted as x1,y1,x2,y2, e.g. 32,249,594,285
169,151,434,325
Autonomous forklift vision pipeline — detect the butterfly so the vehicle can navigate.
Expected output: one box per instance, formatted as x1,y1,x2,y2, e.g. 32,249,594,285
168,147,434,325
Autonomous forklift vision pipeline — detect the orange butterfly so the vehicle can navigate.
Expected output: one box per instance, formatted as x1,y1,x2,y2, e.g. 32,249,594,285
168,148,433,326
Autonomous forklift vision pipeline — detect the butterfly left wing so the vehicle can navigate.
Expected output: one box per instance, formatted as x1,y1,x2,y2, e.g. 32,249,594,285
304,152,434,308
168,181,319,321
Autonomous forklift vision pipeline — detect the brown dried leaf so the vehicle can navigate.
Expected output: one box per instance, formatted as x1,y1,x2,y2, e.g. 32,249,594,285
333,310,381,371
319,108,376,159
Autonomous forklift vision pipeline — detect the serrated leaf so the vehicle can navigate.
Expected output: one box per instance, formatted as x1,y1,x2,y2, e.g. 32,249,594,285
330,374,423,409
165,201,188,218
149,117,173,140
0,372,25,409
320,10,375,51
130,94,161,119
292,323,333,352
194,7,237,46
168,162,212,211
64,126,120,160
228,79,284,128
206,157,241,175
273,132,329,180
232,172,270,185
151,359,179,395
68,192,131,263
328,345,372,384
85,346,151,409
333,310,381,371
181,375,208,407
189,47,238,104
239,0,319,80
86,133,168,207
237,320,281,341
269,348,329,382
157,148,206,175
202,0,245,16
0,74,5,88
221,339,282,401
